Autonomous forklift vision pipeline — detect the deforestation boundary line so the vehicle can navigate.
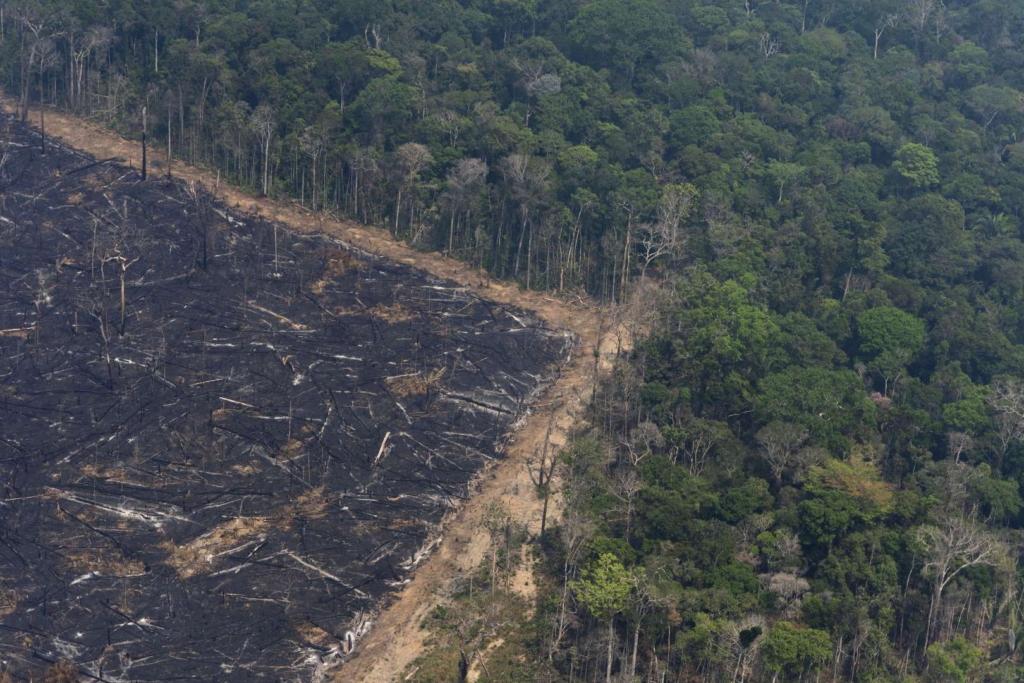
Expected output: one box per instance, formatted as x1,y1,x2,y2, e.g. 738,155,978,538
0,98,626,682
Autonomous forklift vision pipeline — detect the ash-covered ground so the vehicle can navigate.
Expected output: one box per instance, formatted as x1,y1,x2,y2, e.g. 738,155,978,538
0,116,571,681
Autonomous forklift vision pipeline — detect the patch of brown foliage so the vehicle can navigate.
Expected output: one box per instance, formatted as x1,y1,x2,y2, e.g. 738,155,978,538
79,463,131,482
64,549,145,576
287,486,330,521
295,620,335,648
369,303,416,324
0,589,17,617
324,248,360,277
162,516,271,579
385,367,445,398
40,661,78,683
310,248,362,295
276,438,305,461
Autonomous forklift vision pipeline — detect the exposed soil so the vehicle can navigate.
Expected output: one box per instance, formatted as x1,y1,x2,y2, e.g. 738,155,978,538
0,100,623,682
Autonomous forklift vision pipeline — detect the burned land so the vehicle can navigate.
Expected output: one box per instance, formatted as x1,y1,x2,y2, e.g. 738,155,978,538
0,116,571,681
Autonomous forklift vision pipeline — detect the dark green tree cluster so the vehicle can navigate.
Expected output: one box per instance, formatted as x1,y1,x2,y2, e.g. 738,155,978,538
7,0,1022,302
8,0,1024,680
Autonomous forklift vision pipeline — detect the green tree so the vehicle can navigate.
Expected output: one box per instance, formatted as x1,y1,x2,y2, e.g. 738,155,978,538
758,367,875,452
767,161,807,204
571,553,633,683
856,306,925,357
893,143,940,189
926,636,982,682
762,622,831,681
568,0,681,83
799,490,862,551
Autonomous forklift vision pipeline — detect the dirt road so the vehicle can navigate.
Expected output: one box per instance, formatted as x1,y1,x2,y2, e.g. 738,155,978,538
1,99,624,682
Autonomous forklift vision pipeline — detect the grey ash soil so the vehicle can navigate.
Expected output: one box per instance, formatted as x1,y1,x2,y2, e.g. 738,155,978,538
0,117,571,681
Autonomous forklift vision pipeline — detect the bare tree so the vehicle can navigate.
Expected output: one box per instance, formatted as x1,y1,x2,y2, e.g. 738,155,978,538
759,32,780,60
480,500,517,591
933,0,951,42
140,104,148,180
755,422,809,487
801,0,814,33
763,572,811,618
13,4,49,122
435,109,462,147
673,418,728,476
635,184,697,281
986,379,1024,468
31,268,53,344
550,510,594,659
165,89,175,178
621,420,664,468
249,104,275,196
683,47,720,90
744,0,768,18
393,142,433,237
95,201,143,336
300,120,330,210
611,468,643,543
874,12,901,60
34,37,58,154
904,0,934,43
917,514,1001,648
501,153,552,288
443,158,487,254
719,614,767,682
993,414,1024,469
627,567,666,679
989,378,1024,420
946,431,974,464
67,24,110,111
183,180,213,270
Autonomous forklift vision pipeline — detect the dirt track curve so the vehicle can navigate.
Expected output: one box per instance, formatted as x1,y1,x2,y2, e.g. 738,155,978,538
0,99,623,682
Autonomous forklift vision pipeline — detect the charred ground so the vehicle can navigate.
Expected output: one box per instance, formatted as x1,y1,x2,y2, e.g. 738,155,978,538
0,117,571,681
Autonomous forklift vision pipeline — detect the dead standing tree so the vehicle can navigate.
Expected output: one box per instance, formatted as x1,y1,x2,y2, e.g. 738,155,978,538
299,120,329,210
183,180,213,270
917,514,1001,649
13,4,49,123
140,104,148,180
392,142,433,239
635,184,697,282
250,104,275,196
164,89,175,179
92,200,143,336
33,37,58,155
755,421,809,488
987,379,1024,470
31,267,53,344
67,25,111,112
550,509,594,659
874,12,902,60
442,157,487,255
502,153,552,288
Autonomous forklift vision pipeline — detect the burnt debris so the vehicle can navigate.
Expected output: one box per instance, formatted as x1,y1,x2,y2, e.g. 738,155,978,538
0,115,571,681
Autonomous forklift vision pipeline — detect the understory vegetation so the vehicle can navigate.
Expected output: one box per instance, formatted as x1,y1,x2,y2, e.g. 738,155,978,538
7,0,1024,681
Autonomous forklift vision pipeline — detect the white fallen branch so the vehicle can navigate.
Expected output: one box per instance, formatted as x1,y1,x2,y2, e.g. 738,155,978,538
285,551,350,586
372,431,392,468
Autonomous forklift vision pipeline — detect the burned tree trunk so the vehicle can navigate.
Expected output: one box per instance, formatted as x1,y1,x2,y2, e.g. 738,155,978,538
141,106,147,180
